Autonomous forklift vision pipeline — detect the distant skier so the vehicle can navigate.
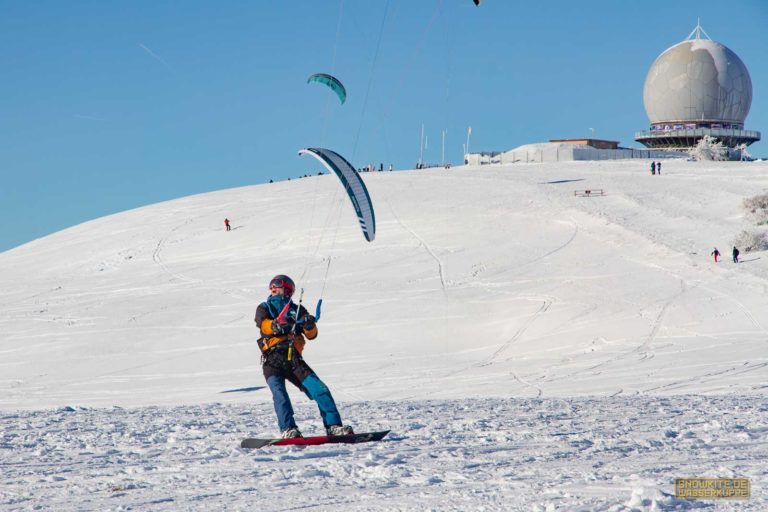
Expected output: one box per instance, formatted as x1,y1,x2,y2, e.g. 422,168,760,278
657,161,662,175
224,218,231,231
651,161,656,175
711,247,720,263
254,275,353,439
733,246,740,263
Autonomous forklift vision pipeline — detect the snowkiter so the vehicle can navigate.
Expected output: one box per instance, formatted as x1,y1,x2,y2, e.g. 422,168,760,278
733,246,740,263
254,275,353,439
711,247,720,263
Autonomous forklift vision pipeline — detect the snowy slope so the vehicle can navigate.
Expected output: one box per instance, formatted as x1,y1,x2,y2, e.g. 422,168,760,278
1,159,767,510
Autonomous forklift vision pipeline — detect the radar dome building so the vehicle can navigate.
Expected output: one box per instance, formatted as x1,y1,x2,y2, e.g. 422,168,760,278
635,24,760,152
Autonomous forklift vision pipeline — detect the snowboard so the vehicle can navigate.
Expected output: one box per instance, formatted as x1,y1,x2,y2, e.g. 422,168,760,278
241,429,390,449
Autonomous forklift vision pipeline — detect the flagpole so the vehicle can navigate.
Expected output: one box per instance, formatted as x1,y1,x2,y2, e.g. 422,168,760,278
441,129,447,165
466,126,472,157
419,123,425,168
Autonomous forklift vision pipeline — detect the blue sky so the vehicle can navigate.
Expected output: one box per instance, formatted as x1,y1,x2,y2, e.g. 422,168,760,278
1,0,766,252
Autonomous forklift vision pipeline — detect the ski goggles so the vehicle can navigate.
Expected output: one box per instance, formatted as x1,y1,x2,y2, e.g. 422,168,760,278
269,278,289,289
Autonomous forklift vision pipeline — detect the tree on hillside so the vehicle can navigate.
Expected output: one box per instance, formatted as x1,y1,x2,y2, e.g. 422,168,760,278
735,143,752,161
743,193,768,225
688,135,728,161
732,230,768,252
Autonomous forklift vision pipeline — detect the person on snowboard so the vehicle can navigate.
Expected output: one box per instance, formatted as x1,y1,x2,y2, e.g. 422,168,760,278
254,274,353,439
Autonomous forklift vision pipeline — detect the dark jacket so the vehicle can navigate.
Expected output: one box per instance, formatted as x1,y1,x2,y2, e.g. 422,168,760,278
254,300,318,383
254,301,317,356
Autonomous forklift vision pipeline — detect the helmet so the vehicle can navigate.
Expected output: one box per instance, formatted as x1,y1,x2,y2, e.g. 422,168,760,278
269,274,295,297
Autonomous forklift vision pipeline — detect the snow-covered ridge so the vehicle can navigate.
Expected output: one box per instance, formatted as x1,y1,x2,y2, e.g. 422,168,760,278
2,160,768,409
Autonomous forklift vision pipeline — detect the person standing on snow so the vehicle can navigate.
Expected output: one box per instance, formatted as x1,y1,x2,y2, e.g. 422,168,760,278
657,161,662,175
254,275,353,439
733,246,740,263
711,247,720,263
224,218,231,231
651,161,656,175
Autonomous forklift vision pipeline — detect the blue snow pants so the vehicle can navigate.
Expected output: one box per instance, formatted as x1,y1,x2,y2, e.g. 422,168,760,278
266,373,342,432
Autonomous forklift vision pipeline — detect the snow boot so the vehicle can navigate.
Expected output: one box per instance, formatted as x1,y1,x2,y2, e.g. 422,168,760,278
326,425,354,436
281,427,302,439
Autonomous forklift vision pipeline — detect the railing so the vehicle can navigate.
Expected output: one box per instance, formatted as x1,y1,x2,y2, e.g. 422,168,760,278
635,128,761,140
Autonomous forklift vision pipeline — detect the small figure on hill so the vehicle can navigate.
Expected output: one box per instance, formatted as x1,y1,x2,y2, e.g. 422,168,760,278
651,161,656,175
711,247,720,263
254,275,353,439
224,218,231,231
732,246,740,263
656,161,662,175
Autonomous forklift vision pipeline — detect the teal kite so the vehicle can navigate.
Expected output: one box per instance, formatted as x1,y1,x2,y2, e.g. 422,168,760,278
307,73,347,105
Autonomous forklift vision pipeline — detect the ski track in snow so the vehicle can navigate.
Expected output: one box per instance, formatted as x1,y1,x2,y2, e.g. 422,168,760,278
518,217,580,272
699,282,766,333
151,215,254,309
385,199,447,291
510,372,544,398
1,396,765,511
482,299,553,365
632,278,686,362
642,361,768,394
152,218,201,285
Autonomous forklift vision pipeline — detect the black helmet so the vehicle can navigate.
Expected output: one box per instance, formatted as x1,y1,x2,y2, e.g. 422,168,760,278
269,275,295,297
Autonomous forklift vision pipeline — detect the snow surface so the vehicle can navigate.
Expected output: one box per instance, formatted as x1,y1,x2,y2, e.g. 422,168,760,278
1,159,767,510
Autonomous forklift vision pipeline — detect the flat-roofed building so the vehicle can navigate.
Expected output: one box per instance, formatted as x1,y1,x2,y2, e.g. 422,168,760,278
549,139,620,150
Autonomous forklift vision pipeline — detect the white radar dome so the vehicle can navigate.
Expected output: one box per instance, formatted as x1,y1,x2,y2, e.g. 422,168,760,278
643,38,752,125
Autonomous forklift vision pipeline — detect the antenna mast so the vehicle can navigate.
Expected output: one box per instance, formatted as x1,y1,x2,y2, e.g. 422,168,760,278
686,19,712,40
